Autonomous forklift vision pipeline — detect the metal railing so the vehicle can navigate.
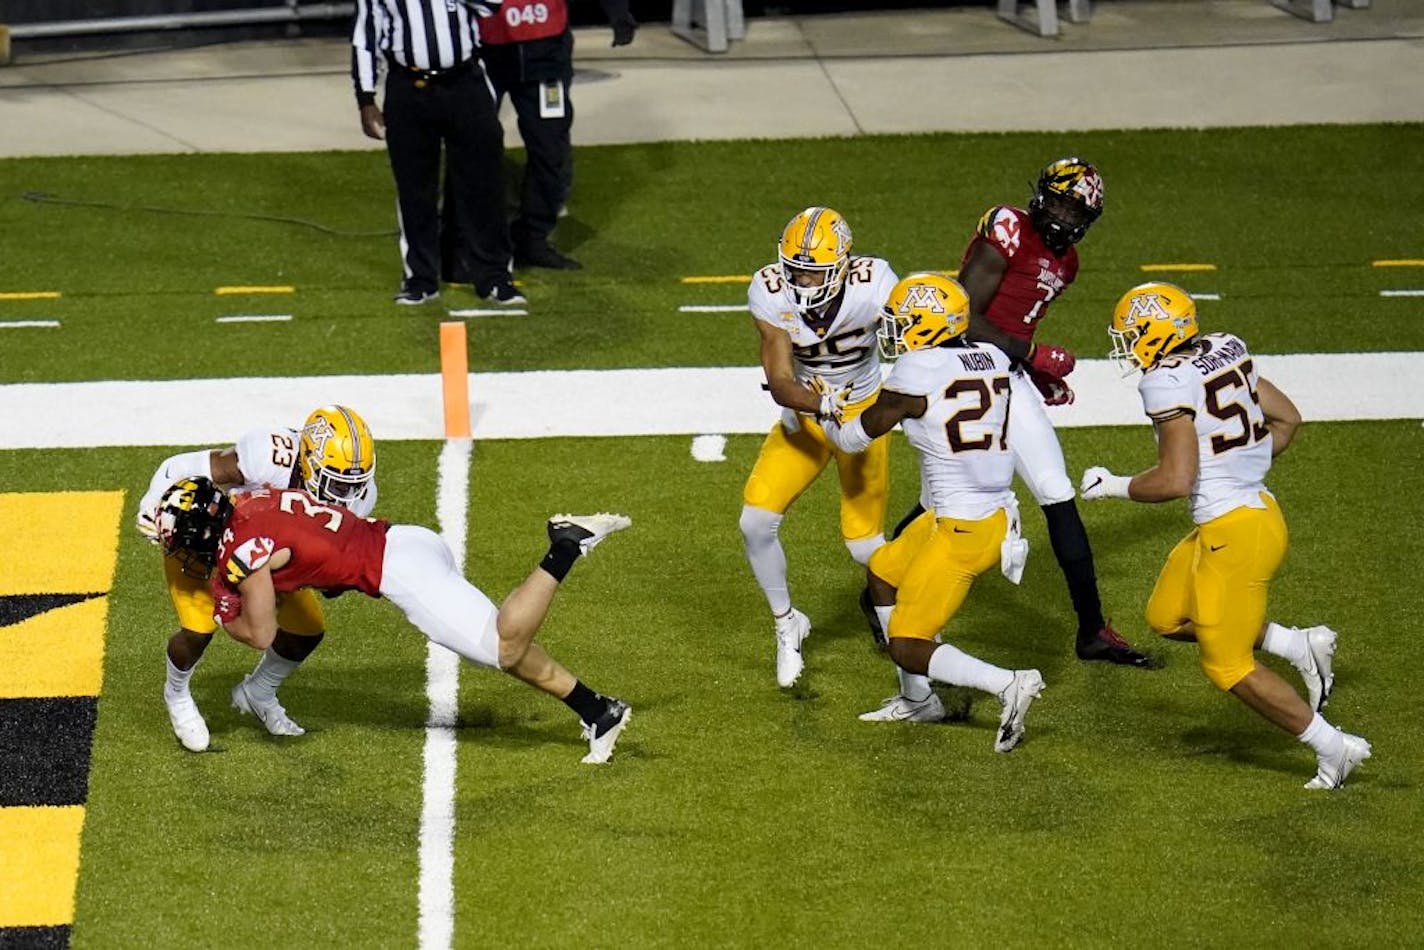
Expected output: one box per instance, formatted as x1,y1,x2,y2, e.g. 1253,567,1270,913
8,2,354,40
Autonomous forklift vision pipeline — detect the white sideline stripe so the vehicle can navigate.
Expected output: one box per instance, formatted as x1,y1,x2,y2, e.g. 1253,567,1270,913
215,314,292,323
678,305,748,313
0,353,1420,449
1380,290,1424,297
419,438,470,950
0,320,60,328
691,434,727,462
1194,293,1221,301
447,308,529,317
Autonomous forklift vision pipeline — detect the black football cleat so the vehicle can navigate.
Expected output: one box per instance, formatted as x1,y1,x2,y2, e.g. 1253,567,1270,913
859,587,888,651
1076,622,1149,667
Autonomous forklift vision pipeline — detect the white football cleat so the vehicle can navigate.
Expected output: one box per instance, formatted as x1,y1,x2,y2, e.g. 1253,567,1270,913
858,692,945,723
994,669,1045,753
581,699,631,765
165,690,210,752
1305,732,1371,790
547,512,632,556
231,677,306,737
774,608,811,688
1298,625,1338,712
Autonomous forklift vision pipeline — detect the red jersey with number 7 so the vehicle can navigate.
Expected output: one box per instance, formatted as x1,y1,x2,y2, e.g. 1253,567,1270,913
960,205,1079,344
213,488,390,597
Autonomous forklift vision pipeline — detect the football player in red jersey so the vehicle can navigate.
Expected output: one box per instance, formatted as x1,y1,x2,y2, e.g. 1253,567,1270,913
155,477,635,764
884,158,1148,670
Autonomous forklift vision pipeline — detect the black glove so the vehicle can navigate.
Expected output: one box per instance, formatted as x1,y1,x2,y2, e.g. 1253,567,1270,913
611,15,637,47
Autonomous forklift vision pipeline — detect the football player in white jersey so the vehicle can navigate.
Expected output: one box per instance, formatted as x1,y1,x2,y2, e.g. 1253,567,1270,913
1080,283,1369,789
739,207,899,688
135,405,378,752
824,273,1045,750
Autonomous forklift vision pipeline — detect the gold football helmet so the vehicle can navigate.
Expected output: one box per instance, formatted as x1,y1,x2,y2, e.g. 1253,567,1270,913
778,207,854,314
298,405,375,505
1109,282,1199,374
878,272,971,359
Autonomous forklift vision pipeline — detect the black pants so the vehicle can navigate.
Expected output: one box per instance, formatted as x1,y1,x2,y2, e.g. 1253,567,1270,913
383,63,510,294
500,77,574,249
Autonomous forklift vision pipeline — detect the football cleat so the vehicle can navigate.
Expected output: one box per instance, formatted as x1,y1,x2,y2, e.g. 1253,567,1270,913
165,690,210,753
1305,732,1371,790
858,587,887,650
547,512,632,556
231,677,306,737
1076,622,1149,667
774,608,811,688
393,285,439,305
1298,625,1338,712
994,669,1045,753
581,698,631,765
482,280,527,305
858,692,945,723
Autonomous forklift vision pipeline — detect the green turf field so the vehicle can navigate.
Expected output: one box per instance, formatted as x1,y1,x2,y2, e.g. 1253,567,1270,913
1,125,1423,947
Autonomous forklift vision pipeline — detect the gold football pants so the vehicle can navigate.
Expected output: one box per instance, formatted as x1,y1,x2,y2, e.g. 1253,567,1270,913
163,554,325,637
741,393,888,543
1145,493,1288,690
869,507,1006,641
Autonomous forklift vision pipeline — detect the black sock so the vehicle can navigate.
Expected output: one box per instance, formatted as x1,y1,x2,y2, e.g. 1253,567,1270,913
562,680,607,724
539,539,581,582
1041,500,1105,639
891,502,926,540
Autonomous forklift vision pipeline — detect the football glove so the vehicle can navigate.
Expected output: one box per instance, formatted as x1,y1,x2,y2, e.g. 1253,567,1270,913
809,376,852,424
1080,466,1132,501
1030,369,1075,406
1028,342,1075,380
210,577,242,625
135,503,162,544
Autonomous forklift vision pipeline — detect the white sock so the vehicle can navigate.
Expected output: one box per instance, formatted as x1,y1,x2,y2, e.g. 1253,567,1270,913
927,642,1014,696
1260,622,1308,667
874,605,894,636
896,666,933,703
245,648,301,702
165,655,197,698
845,533,885,566
740,505,791,616
1297,712,1345,759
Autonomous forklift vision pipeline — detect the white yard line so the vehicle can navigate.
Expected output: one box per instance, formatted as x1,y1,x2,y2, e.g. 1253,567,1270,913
677,305,748,313
0,320,60,328
1380,290,1424,297
418,438,471,950
215,314,293,323
0,354,1420,449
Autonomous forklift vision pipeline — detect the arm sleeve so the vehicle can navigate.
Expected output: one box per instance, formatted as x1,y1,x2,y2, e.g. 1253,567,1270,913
352,0,381,106
137,449,215,525
349,480,378,518
825,416,873,455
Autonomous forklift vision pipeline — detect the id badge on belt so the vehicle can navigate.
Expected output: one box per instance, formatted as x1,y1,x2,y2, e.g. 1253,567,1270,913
539,80,567,119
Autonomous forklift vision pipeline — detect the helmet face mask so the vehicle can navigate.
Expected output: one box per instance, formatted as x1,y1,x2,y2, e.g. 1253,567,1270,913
778,207,853,315
1109,282,1200,375
299,406,375,506
878,273,971,359
156,476,232,579
1029,157,1104,252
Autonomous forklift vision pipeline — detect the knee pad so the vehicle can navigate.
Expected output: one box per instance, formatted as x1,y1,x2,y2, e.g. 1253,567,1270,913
739,505,783,549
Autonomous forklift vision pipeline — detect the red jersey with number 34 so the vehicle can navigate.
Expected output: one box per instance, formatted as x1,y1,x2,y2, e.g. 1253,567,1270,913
960,205,1079,343
214,488,390,597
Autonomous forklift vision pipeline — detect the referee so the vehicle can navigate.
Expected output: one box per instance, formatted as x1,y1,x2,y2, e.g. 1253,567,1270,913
353,0,524,306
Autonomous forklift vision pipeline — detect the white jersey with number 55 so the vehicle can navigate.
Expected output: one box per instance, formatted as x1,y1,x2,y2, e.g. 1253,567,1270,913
747,256,899,404
1137,332,1273,524
884,341,1016,521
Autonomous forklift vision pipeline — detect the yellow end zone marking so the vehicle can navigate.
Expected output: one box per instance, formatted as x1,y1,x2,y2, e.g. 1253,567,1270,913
0,291,62,300
681,275,751,284
1139,263,1217,273
0,805,86,927
0,598,108,697
214,285,295,295
1373,259,1424,267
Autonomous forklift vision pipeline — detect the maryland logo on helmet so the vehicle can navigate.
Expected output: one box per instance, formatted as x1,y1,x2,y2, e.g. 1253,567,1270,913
156,476,233,577
1036,157,1104,212
299,405,375,506
1109,282,1200,373
878,272,971,359
778,207,854,315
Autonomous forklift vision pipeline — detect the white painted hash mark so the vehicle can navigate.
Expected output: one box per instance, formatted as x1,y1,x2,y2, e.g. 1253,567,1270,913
692,434,727,462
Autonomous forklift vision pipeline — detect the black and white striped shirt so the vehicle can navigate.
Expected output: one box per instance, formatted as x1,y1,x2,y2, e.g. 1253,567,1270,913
351,0,503,105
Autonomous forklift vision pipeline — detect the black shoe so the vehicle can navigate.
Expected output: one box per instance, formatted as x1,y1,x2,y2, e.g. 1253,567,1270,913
479,279,527,305
515,243,582,270
1076,622,1150,667
859,587,887,651
394,284,439,305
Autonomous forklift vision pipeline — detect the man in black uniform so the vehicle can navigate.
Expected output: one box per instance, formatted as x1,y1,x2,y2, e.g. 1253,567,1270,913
352,0,524,305
478,0,637,270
